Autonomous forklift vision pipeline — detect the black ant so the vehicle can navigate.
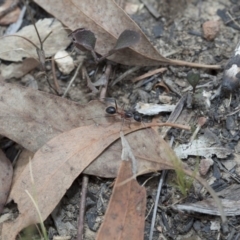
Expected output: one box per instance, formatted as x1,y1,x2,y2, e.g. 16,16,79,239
105,100,142,123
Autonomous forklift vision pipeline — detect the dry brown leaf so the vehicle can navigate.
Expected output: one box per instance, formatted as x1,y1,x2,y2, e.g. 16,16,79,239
0,149,13,214
0,0,20,25
0,80,108,152
85,129,176,178
2,121,172,239
96,161,146,240
33,0,221,69
11,149,34,188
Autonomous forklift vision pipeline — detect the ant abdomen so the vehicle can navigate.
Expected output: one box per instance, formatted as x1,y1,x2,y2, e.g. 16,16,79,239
106,106,116,114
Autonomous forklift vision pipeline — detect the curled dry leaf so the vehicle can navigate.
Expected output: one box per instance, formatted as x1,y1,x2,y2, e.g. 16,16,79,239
33,0,221,69
0,149,13,214
2,121,180,239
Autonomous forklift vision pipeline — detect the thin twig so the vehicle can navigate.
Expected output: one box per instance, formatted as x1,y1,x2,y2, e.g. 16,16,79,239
149,136,174,240
82,65,98,94
77,175,89,240
25,0,43,50
99,64,112,100
51,57,62,95
62,61,83,98
149,171,167,240
132,67,167,83
110,66,140,86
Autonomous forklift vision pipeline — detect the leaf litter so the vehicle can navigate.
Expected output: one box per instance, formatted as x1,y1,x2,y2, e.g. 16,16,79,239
0,18,71,62
0,0,237,239
0,76,227,238
2,118,189,239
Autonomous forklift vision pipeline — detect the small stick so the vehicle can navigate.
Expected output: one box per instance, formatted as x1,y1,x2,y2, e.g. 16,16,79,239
51,57,62,95
149,170,167,240
111,66,140,86
62,61,83,98
99,64,112,100
77,175,89,240
149,136,174,240
82,66,98,94
132,67,167,83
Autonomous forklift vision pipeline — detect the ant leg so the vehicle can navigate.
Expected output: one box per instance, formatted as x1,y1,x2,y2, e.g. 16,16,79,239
128,119,131,128
121,117,125,131
114,99,118,112
123,118,131,129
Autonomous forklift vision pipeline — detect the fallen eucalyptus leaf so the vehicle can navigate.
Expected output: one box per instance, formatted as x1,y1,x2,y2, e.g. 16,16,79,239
96,161,145,240
33,0,221,69
0,80,107,152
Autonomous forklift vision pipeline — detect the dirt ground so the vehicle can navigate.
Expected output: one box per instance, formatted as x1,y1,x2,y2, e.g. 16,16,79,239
2,0,240,239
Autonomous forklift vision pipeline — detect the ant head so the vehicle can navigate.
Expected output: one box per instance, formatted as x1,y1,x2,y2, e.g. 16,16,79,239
106,106,116,114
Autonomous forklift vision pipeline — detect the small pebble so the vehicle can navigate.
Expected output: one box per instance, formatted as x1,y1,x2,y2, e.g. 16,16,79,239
210,221,220,231
54,50,75,75
226,116,236,130
153,23,164,38
199,158,214,175
159,95,172,104
202,20,220,41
